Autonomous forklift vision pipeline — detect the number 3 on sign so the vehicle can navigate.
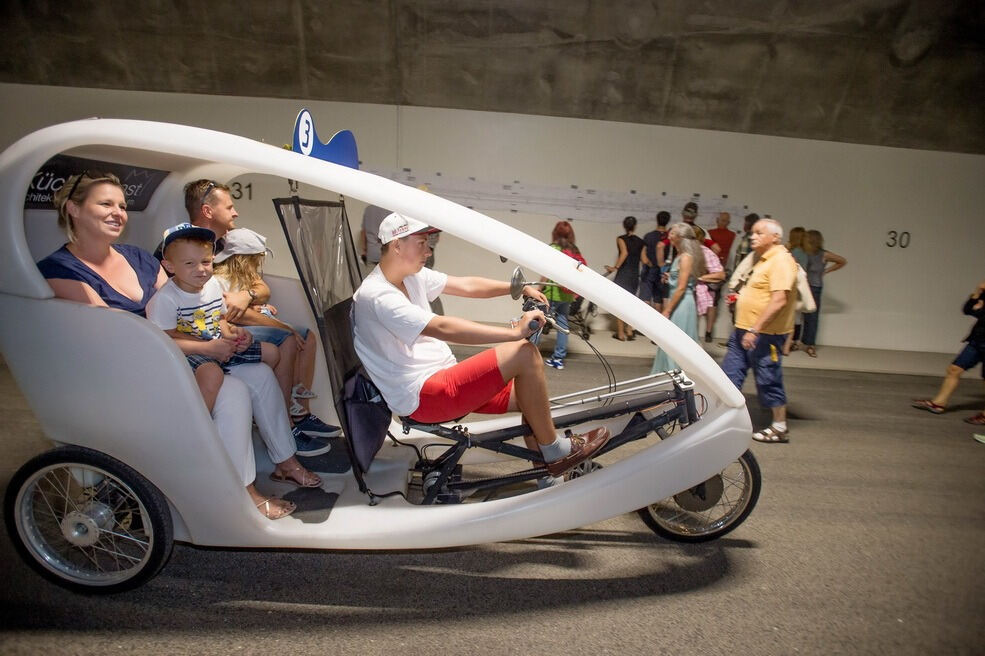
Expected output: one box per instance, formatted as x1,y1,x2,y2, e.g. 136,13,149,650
886,230,910,248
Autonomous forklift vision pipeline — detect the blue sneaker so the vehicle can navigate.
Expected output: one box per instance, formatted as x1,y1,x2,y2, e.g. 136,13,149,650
293,413,342,438
545,357,565,370
292,426,332,456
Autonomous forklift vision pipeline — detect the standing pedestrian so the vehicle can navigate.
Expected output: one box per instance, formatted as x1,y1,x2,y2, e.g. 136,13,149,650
721,218,798,443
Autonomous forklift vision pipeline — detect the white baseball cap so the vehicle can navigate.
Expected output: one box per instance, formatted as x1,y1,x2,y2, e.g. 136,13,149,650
213,228,273,263
378,212,440,245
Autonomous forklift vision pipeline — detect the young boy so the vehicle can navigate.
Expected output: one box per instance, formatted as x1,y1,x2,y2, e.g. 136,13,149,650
146,223,279,412
147,222,323,498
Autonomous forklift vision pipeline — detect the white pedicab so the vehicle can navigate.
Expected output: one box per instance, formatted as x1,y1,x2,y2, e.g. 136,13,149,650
0,117,759,593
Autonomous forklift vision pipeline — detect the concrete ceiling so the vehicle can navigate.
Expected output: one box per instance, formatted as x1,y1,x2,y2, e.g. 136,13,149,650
2,0,983,154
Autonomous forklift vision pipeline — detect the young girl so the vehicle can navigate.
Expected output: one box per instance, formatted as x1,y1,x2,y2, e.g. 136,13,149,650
213,229,340,444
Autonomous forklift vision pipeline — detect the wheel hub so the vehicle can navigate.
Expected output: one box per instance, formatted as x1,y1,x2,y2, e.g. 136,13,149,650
60,502,112,547
673,474,724,512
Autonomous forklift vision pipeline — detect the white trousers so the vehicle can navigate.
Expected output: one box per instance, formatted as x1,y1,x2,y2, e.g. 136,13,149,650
211,363,297,486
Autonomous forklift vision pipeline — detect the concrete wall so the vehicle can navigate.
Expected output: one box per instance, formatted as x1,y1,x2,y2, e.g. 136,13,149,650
2,82,982,353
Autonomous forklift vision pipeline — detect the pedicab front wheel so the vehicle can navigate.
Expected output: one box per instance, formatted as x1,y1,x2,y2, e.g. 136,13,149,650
4,445,174,594
637,449,761,543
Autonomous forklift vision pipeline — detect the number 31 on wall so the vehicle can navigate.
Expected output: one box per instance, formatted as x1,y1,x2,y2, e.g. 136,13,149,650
886,230,910,248
230,181,252,201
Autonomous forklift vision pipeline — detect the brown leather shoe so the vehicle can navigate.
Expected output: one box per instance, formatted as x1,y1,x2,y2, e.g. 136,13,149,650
544,427,611,477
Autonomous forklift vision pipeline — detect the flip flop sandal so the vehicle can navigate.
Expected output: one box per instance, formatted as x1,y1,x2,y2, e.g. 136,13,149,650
964,413,985,425
256,497,296,520
752,426,789,443
270,466,322,488
911,399,945,414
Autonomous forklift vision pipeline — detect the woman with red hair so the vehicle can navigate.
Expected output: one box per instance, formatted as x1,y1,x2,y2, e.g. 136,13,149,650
538,221,586,369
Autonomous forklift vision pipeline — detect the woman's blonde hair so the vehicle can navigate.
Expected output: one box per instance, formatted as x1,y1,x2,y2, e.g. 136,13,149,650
787,226,805,250
213,253,264,291
52,172,125,243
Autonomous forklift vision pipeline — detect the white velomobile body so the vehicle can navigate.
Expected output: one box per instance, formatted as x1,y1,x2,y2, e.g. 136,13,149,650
0,118,752,553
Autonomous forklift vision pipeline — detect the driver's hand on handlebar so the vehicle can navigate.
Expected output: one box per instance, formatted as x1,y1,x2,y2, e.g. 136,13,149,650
512,309,546,339
521,285,549,305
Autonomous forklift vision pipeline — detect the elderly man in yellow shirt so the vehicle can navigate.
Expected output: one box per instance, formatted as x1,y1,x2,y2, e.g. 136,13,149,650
721,218,798,443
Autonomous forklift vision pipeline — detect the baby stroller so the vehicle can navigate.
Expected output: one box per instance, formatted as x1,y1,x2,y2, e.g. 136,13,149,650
567,294,597,340
537,293,595,342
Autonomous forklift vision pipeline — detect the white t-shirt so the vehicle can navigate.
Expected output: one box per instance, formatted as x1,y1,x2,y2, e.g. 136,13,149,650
352,266,455,416
146,277,225,340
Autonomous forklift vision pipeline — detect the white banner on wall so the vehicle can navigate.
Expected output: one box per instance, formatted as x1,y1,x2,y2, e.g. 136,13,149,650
365,167,750,227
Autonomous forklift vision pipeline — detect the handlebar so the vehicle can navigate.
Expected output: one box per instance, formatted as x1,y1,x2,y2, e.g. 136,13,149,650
520,297,569,341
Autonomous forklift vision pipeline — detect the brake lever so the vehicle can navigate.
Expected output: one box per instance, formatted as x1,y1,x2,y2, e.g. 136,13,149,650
520,296,570,336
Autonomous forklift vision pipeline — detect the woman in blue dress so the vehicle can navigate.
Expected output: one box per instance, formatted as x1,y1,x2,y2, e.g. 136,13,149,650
651,224,705,374
36,171,313,520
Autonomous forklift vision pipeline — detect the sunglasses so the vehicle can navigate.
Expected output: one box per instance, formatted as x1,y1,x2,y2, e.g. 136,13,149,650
66,171,90,200
200,181,217,205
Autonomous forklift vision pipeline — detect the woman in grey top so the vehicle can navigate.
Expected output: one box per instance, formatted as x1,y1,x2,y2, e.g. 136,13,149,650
800,229,847,357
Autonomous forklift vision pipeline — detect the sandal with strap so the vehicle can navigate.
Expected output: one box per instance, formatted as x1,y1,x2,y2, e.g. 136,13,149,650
256,497,296,520
752,425,789,443
805,346,817,357
292,383,317,399
911,399,945,415
270,464,322,488
964,413,985,425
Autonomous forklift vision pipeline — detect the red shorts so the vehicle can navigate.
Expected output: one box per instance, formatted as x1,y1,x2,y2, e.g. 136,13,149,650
409,348,513,423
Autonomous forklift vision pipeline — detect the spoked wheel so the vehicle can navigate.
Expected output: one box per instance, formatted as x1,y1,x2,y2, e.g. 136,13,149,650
567,459,602,479
637,449,761,543
4,446,174,594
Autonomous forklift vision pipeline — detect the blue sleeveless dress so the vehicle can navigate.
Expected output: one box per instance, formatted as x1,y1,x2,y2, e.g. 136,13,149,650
651,256,698,373
37,244,161,317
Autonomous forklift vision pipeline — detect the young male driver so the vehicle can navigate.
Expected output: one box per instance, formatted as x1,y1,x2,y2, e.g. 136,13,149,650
352,213,611,479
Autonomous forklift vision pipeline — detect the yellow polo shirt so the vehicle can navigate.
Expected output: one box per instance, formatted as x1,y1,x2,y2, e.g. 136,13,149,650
735,244,797,335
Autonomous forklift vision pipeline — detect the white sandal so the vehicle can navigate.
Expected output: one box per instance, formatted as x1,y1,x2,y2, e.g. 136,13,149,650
292,383,316,399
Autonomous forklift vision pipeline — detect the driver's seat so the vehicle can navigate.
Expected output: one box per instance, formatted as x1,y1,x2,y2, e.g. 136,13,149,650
322,298,393,495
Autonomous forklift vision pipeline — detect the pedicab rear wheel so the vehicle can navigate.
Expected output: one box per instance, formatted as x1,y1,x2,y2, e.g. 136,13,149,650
4,445,174,594
637,449,760,543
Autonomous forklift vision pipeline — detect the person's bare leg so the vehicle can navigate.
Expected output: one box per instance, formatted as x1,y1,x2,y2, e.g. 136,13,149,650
706,304,717,339
495,341,557,445
782,331,793,355
932,364,964,407
194,362,224,413
292,332,317,415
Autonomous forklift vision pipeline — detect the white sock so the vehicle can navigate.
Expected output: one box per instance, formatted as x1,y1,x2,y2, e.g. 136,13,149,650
772,421,788,432
540,436,572,462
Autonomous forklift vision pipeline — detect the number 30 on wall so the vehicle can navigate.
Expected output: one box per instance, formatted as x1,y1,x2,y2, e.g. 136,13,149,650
886,230,910,248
